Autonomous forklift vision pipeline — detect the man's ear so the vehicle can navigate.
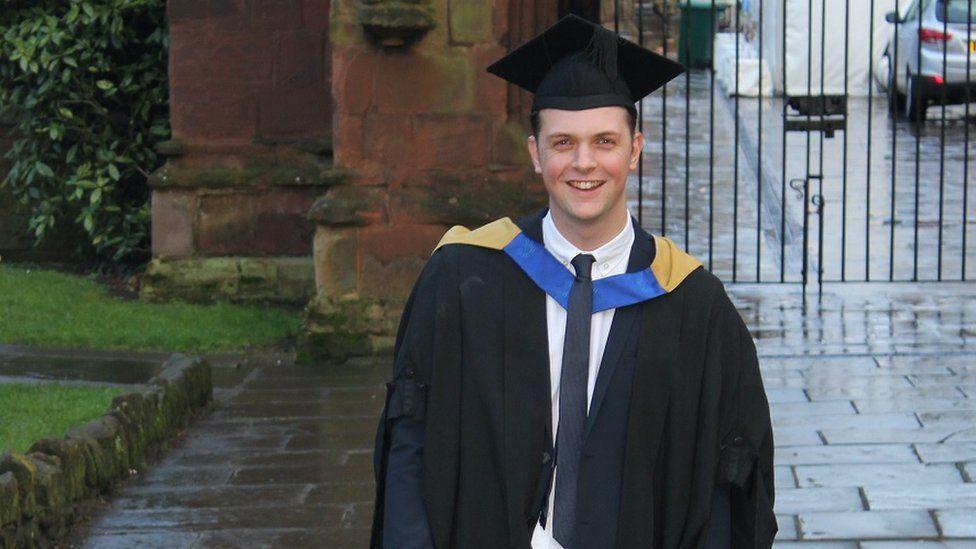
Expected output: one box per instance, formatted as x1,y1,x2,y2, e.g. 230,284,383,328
629,131,644,171
527,135,542,174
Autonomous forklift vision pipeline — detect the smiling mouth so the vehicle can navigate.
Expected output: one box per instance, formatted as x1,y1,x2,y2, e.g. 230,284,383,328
566,180,605,191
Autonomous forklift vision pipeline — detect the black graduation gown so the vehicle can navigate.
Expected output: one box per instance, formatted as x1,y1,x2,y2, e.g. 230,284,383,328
371,211,777,549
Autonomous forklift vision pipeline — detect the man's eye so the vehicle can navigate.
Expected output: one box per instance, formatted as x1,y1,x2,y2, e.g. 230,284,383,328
598,137,615,145
554,139,571,147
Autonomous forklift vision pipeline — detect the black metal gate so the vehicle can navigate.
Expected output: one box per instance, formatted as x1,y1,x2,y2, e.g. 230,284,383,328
611,0,975,291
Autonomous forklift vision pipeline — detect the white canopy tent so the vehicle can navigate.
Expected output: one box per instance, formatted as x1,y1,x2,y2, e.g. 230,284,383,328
744,0,907,97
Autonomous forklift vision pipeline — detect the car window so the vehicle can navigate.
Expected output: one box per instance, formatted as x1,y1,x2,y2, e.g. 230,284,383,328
936,0,976,23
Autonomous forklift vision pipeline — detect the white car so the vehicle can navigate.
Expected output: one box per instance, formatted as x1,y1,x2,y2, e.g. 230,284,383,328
882,0,975,121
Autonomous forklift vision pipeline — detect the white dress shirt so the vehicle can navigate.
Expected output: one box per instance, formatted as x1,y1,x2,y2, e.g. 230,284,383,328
530,211,635,549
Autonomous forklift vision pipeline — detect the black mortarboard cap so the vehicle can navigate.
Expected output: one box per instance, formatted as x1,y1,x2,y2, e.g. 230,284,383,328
486,14,685,113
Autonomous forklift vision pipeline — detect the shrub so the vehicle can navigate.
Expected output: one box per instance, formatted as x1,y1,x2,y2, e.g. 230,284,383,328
0,0,169,263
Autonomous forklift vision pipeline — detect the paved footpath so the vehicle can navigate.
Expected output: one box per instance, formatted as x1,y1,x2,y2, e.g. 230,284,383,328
65,284,976,548
63,354,386,547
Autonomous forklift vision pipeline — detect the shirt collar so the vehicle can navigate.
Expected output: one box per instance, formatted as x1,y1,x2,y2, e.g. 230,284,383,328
542,211,635,280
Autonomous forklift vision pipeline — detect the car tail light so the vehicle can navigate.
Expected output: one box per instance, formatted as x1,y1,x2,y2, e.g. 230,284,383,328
918,28,952,44
925,74,945,84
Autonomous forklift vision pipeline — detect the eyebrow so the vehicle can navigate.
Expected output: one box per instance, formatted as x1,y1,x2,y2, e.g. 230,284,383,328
546,131,622,140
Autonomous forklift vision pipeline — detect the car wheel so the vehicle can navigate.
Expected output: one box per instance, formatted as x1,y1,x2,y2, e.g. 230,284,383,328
906,75,927,123
887,56,905,114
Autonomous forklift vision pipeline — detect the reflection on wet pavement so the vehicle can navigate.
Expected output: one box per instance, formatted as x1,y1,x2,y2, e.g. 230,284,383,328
0,345,164,386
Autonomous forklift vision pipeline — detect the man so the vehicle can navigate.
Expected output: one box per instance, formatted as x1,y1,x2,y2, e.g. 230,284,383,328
371,14,776,549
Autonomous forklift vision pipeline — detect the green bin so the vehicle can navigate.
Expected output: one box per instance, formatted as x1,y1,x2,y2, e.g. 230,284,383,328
678,0,734,68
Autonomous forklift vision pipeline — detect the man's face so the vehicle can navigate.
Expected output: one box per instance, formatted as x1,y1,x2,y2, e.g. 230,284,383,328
527,106,643,235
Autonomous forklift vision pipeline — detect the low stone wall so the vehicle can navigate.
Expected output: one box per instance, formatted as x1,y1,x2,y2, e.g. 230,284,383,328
0,354,212,548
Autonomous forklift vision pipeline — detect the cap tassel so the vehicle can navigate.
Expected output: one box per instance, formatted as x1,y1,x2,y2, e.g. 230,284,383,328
582,28,620,84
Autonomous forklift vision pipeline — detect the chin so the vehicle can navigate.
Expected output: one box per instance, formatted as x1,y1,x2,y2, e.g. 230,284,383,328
566,206,611,224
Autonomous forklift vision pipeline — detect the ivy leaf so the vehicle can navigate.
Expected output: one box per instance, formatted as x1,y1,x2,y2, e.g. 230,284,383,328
35,161,54,178
107,164,120,181
95,79,114,91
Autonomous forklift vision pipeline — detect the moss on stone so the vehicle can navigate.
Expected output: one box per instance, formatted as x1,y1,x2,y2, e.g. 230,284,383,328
428,53,474,112
0,474,19,549
28,438,87,504
298,293,396,364
357,1,436,46
3,355,213,547
308,186,390,228
0,472,20,528
141,256,315,305
0,452,37,520
500,119,533,165
28,453,67,536
448,0,491,43
418,174,546,226
147,161,346,190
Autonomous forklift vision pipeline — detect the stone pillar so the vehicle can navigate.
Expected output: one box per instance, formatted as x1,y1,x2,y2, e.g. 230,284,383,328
303,0,551,361
143,0,336,304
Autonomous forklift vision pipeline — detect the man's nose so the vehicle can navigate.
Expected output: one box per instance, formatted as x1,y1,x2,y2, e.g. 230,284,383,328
572,144,597,171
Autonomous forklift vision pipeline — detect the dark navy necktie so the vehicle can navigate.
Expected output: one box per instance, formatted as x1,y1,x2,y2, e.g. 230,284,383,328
553,253,595,547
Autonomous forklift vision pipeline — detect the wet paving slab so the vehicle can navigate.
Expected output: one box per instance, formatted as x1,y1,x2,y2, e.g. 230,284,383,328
54,284,976,547
61,355,384,548
731,283,976,545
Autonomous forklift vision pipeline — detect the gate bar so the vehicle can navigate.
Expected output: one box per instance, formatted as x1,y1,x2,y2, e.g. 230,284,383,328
756,0,765,281
937,3,949,280
781,0,789,282
841,0,850,281
733,0,741,281
709,0,717,271
661,1,669,237
889,0,899,282
866,0,876,281
965,0,973,280
912,8,922,281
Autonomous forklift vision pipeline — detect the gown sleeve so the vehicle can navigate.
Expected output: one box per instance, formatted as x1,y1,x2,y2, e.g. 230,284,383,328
714,292,778,548
703,485,731,548
370,250,448,549
383,416,435,548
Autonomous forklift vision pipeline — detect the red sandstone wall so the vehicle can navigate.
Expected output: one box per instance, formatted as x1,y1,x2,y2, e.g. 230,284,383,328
310,0,552,303
152,0,335,260
167,0,332,148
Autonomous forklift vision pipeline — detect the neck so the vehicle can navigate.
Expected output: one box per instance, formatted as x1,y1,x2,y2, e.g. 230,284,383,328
549,207,630,251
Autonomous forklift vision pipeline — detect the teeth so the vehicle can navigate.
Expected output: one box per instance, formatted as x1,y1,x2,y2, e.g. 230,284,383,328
568,180,602,190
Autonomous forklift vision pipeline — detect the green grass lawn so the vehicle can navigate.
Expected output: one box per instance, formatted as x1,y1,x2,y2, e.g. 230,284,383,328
0,383,125,453
0,265,300,352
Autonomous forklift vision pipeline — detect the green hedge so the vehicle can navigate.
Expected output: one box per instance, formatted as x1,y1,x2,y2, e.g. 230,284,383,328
0,0,169,263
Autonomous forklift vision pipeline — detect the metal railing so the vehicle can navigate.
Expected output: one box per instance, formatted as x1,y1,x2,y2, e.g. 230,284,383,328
610,0,975,291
